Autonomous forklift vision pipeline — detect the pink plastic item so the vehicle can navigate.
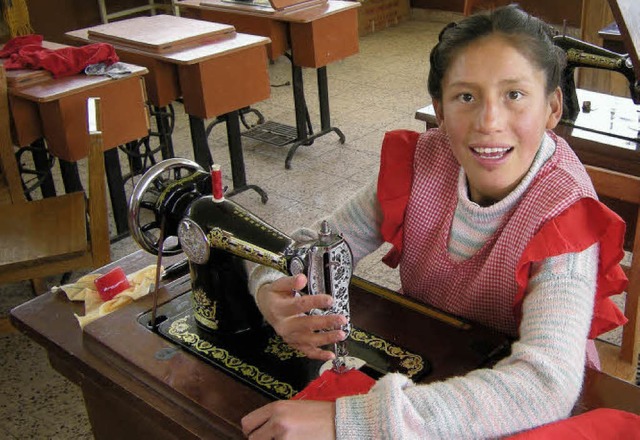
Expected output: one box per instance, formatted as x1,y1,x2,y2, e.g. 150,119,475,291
94,266,131,301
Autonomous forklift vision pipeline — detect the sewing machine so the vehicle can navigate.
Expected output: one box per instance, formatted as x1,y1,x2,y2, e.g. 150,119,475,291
554,33,639,121
127,158,429,398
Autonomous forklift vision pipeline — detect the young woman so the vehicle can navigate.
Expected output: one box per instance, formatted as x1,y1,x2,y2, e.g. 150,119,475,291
241,5,627,439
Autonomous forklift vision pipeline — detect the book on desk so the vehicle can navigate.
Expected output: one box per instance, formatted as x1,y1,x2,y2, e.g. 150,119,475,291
205,0,327,15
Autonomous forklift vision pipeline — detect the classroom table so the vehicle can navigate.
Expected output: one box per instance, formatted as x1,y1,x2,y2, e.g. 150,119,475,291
178,0,360,168
10,250,640,439
5,54,149,235
67,15,272,203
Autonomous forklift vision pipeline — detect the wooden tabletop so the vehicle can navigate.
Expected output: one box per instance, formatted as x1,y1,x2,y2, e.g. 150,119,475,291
182,0,359,23
86,15,235,54
9,250,640,438
1,41,74,88
8,63,148,102
67,26,270,66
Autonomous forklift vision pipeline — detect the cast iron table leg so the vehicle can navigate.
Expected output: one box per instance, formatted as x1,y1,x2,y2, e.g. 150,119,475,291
285,66,346,169
59,152,129,238
29,138,57,198
188,115,213,169
224,110,268,204
103,148,129,236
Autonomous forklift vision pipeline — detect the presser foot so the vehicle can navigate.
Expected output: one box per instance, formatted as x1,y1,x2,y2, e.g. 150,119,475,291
319,355,366,376
318,341,367,375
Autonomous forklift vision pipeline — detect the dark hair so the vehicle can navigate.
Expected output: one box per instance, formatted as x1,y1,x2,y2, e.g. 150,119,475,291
427,4,566,100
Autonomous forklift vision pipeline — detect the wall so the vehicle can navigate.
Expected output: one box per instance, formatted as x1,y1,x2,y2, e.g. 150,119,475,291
358,0,411,36
410,0,583,27
25,0,173,44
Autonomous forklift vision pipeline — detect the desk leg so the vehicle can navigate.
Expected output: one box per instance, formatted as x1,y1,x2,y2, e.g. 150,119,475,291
59,160,83,193
317,67,345,142
292,63,310,143
29,138,57,198
154,105,175,159
60,154,129,238
188,115,213,169
104,149,130,237
224,111,268,204
285,66,345,169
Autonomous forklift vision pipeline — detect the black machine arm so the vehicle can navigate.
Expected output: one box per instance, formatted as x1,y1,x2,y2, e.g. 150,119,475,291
553,34,640,120
129,159,352,338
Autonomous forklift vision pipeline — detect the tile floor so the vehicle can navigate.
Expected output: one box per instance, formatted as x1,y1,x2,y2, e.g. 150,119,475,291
0,11,458,438
0,9,631,438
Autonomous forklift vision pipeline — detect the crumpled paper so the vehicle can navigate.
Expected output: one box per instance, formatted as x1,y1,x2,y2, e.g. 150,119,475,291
52,264,163,329
84,61,132,79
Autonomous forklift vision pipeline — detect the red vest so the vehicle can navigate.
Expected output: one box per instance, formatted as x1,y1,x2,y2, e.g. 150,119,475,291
377,129,626,338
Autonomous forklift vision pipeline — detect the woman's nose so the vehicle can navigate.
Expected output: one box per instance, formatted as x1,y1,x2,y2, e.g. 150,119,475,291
475,99,504,133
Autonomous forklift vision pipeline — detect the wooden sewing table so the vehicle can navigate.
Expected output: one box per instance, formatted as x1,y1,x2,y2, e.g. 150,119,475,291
4,51,149,235
178,0,360,168
9,250,640,439
67,15,272,203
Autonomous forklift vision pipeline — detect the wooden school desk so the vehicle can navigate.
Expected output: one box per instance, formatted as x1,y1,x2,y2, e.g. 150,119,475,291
5,55,149,235
178,0,360,168
10,250,640,439
67,15,272,202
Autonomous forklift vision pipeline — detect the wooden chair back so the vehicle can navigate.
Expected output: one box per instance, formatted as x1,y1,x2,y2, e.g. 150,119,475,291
586,164,640,383
0,66,26,206
0,65,110,292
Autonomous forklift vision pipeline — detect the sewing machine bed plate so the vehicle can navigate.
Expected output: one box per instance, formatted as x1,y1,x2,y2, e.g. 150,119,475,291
141,291,429,400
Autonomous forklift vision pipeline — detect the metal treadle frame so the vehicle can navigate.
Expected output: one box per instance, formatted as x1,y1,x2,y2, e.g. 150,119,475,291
242,121,298,147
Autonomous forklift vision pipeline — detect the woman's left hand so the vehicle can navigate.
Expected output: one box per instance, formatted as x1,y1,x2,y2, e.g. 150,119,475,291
241,400,336,440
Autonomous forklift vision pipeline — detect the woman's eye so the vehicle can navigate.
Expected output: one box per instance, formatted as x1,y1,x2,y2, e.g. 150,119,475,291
507,90,523,100
457,93,474,103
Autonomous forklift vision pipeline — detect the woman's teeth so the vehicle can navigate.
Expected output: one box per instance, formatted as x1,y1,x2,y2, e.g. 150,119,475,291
472,147,512,158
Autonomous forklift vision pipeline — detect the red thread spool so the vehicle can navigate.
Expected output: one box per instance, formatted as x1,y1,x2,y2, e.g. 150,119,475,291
211,164,224,202
94,266,131,301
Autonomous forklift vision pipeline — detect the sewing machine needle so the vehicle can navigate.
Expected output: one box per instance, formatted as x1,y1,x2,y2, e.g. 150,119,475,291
332,340,349,373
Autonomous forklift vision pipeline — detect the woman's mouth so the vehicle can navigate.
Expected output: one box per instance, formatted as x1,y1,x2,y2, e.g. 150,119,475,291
470,146,513,160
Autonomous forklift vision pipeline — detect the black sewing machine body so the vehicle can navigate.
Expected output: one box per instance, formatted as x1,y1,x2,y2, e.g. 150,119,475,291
129,159,351,336
553,34,640,121
127,159,429,398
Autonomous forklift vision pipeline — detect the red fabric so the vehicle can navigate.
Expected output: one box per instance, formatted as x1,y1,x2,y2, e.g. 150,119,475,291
0,34,44,58
291,369,375,402
507,409,640,439
514,198,628,338
377,129,420,268
3,42,119,78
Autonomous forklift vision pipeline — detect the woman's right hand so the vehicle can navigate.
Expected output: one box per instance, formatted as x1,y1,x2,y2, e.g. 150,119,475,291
255,274,347,361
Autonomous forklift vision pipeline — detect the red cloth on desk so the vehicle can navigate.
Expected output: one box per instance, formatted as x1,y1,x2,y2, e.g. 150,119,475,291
291,369,375,402
0,34,43,57
508,408,640,439
1,34,119,78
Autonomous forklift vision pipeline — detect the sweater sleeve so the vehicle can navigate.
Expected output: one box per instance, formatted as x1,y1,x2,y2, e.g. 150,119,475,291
335,243,599,439
247,179,384,297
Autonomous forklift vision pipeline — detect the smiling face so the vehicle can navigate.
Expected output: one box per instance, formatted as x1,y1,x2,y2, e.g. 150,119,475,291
433,34,562,206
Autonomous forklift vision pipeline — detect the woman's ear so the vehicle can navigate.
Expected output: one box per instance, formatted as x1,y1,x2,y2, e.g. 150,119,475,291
433,99,446,133
545,87,563,129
